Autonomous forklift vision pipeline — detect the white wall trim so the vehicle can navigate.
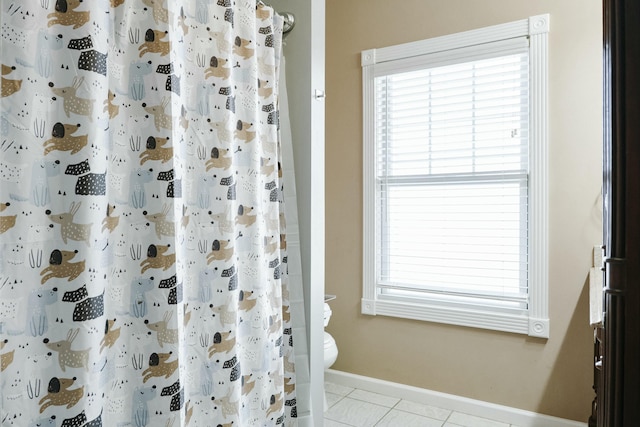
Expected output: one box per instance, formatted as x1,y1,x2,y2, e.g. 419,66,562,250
361,53,377,313
362,298,530,335
364,17,530,65
325,369,587,427
527,14,550,339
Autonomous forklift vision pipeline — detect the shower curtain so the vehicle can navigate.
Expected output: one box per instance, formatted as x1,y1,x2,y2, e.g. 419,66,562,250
0,1,299,425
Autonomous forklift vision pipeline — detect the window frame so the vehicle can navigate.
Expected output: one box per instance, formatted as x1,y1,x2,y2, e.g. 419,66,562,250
362,14,550,338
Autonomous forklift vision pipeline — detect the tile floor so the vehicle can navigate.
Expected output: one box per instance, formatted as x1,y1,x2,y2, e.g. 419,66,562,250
324,382,521,427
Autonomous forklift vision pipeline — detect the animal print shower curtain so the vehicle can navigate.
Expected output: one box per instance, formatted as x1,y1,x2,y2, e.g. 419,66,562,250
0,1,299,425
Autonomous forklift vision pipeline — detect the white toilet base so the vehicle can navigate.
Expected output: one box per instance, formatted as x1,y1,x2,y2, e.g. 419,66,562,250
324,331,338,370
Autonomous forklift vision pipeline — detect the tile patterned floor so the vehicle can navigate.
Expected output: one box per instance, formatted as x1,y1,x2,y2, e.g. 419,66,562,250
324,382,521,427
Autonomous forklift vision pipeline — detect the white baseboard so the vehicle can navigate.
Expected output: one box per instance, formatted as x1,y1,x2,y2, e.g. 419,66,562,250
325,369,588,427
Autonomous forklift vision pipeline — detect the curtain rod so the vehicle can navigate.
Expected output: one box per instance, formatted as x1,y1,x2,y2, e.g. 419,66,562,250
257,1,295,35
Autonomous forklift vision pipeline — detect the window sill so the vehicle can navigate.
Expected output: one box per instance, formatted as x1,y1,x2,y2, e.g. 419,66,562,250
361,297,549,338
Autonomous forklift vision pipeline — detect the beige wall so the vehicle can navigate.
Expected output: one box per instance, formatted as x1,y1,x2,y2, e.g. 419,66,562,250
325,0,602,421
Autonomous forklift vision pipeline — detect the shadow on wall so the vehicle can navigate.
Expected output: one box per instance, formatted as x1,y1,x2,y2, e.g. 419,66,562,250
537,276,593,420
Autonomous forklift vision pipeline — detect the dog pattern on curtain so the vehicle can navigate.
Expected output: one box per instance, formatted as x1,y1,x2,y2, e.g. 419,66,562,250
0,0,298,425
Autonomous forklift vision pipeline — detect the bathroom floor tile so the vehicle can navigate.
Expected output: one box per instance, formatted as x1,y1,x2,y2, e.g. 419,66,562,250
325,381,355,396
395,399,452,421
445,411,510,427
324,381,530,426
348,388,400,408
324,397,390,427
376,409,445,427
325,391,344,409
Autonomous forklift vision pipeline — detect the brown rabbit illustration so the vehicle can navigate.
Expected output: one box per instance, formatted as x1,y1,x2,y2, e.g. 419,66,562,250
143,205,175,238
142,0,169,24
143,98,173,131
46,202,92,245
43,328,90,371
144,311,179,347
50,77,95,121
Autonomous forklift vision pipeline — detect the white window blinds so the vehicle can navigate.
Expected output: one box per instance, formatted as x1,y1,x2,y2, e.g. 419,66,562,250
375,49,530,311
362,15,549,337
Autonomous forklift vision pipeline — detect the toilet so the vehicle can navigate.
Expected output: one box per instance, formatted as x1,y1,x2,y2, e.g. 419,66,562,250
323,295,338,369
324,295,338,412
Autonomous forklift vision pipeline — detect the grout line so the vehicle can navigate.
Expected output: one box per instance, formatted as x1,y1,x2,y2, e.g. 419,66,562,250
372,406,392,427
444,409,453,423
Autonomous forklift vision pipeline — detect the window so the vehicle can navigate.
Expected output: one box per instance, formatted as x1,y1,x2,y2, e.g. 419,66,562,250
362,15,549,337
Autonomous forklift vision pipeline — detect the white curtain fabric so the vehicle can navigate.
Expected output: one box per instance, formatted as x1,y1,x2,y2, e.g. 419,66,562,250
0,1,298,425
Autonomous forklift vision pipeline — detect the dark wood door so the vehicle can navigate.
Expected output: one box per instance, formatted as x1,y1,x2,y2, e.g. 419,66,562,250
596,0,640,425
